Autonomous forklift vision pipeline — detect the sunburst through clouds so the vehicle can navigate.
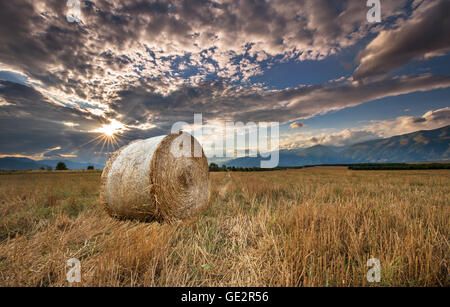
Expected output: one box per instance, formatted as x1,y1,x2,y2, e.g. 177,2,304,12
82,119,128,158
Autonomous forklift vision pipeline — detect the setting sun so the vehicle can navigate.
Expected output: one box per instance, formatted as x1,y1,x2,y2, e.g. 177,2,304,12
101,125,116,137
93,119,126,138
86,119,128,154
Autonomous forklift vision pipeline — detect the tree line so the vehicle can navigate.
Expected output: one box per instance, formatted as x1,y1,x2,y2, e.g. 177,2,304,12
209,162,450,172
348,163,450,170
38,162,95,171
208,163,303,172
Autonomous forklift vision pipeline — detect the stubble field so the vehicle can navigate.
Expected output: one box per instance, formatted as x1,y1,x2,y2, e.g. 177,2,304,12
0,167,448,286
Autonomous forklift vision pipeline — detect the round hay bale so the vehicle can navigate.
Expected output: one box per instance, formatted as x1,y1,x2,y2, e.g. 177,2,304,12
100,131,210,222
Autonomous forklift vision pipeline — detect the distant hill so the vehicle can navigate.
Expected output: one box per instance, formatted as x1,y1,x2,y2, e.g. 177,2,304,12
340,125,450,163
226,125,450,167
227,145,342,167
0,157,50,170
283,145,342,165
0,157,104,170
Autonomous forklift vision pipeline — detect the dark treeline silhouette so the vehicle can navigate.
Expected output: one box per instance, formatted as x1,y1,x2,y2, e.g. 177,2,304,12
55,162,68,170
209,162,450,172
349,163,450,170
209,163,303,172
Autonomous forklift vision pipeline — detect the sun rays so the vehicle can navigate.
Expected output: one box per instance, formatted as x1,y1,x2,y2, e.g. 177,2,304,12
93,119,127,137
72,117,155,163
72,119,128,161
91,120,128,154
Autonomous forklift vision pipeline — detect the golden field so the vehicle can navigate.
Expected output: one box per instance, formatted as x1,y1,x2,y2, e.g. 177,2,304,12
0,167,448,287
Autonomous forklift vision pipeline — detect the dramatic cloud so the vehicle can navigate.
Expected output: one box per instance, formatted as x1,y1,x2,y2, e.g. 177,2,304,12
281,128,380,148
290,122,305,128
110,73,450,125
0,80,116,160
0,0,408,100
282,108,450,148
2,71,449,161
354,0,450,79
0,0,449,162
365,107,450,138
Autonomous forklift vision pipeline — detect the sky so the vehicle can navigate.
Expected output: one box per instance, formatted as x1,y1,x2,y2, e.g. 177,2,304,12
0,0,449,164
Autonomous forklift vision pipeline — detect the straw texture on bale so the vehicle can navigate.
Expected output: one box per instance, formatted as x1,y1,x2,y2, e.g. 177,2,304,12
100,132,210,222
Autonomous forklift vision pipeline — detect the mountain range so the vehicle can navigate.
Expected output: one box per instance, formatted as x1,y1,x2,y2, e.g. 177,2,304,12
225,125,450,167
0,157,104,170
0,125,449,170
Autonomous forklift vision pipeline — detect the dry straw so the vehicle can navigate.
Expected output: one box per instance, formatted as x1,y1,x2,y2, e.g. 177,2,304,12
100,132,210,222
